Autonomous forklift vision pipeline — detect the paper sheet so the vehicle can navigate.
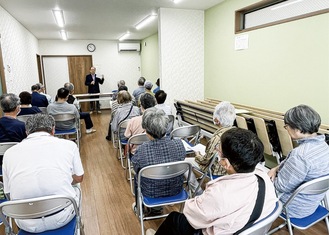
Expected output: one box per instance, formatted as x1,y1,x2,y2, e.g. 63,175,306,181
181,140,206,155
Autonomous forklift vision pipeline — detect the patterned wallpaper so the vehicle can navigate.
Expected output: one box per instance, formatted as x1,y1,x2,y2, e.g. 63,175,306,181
0,5,39,95
159,8,204,108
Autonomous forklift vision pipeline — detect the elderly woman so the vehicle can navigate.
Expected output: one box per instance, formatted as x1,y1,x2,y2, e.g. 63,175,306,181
111,90,140,138
131,107,186,214
268,105,329,218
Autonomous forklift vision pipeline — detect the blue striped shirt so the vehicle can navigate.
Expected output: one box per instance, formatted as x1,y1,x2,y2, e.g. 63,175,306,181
274,134,329,218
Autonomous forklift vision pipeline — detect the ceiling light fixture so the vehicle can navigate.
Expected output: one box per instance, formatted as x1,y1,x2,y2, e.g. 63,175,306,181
135,14,157,30
119,32,130,41
271,0,304,10
171,0,182,3
60,30,67,40
52,9,65,27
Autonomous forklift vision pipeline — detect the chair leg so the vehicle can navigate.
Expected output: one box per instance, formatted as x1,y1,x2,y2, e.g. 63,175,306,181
138,197,145,235
325,216,329,233
286,219,294,235
267,221,287,235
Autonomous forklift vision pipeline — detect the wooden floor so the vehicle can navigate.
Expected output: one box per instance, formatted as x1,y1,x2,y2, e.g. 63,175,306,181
1,109,327,234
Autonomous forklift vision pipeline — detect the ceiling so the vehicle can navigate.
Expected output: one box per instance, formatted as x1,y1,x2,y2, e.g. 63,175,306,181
0,0,225,41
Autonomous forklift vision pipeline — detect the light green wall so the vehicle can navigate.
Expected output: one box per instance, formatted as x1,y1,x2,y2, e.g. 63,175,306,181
205,0,329,124
141,33,159,85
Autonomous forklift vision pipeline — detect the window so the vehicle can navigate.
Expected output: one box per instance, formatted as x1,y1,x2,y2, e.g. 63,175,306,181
235,0,329,33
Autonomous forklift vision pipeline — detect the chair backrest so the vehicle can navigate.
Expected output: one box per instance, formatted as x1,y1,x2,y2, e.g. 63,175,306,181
127,133,149,146
170,125,201,145
17,115,34,123
52,113,76,122
239,201,283,235
38,107,47,114
285,175,329,207
118,119,130,140
138,161,192,184
0,195,79,230
0,142,18,155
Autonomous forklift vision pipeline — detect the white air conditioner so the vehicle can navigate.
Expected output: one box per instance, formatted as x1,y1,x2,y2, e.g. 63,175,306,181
118,43,141,52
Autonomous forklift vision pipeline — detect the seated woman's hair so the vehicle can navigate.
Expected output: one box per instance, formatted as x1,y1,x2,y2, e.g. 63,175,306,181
118,85,128,92
57,87,70,99
117,90,132,104
117,80,125,88
284,104,321,134
19,91,32,105
213,101,236,127
25,113,55,134
142,107,169,139
221,128,264,173
0,93,20,112
140,93,156,110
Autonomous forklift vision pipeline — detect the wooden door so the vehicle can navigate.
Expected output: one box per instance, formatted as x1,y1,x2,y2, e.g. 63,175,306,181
67,56,92,111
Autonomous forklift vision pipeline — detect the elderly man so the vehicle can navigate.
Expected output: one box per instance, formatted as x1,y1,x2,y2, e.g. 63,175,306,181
85,66,104,114
146,128,277,235
3,113,84,233
132,77,146,101
131,107,186,215
0,93,26,143
31,84,48,107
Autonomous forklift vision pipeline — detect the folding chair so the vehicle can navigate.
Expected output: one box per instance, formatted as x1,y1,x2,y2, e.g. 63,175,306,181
170,125,201,154
52,114,80,149
239,201,283,235
268,175,329,235
16,115,34,123
125,133,150,195
137,161,192,235
0,195,81,235
0,142,18,176
192,152,221,196
117,119,130,169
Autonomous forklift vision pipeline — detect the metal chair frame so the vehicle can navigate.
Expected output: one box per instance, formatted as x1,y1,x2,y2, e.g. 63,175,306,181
117,119,130,169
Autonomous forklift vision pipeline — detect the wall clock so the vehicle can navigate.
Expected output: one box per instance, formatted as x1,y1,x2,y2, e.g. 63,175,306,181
87,43,96,52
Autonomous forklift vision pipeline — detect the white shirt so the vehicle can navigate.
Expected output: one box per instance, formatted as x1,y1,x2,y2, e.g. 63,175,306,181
155,103,172,115
3,132,84,199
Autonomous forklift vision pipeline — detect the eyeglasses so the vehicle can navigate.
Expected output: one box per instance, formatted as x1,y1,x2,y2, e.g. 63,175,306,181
284,124,289,130
215,144,227,161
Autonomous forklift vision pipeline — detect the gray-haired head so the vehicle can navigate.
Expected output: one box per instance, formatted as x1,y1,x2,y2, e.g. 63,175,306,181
25,113,55,135
284,104,321,134
138,77,146,86
36,83,45,89
142,107,169,139
64,82,74,92
0,93,20,113
117,80,125,88
213,101,236,127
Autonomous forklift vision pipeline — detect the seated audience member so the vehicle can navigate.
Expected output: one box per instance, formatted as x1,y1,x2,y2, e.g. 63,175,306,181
268,105,329,218
18,91,42,115
3,113,84,233
0,93,27,142
112,80,126,101
153,78,160,94
111,85,136,117
155,90,171,115
131,107,186,214
132,77,146,101
31,84,48,107
186,101,236,176
146,128,277,235
144,81,154,96
64,82,96,134
111,90,139,138
47,88,80,131
36,83,52,104
124,93,156,154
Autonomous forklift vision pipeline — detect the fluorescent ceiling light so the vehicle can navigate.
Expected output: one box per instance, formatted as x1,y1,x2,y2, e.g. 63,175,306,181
135,14,157,30
60,30,67,40
52,9,65,27
172,0,181,3
271,0,304,10
119,32,130,41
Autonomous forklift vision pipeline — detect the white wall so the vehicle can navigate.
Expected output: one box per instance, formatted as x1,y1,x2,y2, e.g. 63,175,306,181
0,5,39,95
158,8,204,108
38,40,141,108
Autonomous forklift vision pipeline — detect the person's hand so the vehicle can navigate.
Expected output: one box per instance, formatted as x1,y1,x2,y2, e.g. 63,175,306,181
91,81,95,85
268,167,278,182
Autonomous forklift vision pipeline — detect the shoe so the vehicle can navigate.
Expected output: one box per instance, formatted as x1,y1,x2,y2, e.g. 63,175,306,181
89,111,93,115
132,202,137,215
105,136,111,141
148,207,163,216
86,129,96,134
146,228,156,235
97,110,102,114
